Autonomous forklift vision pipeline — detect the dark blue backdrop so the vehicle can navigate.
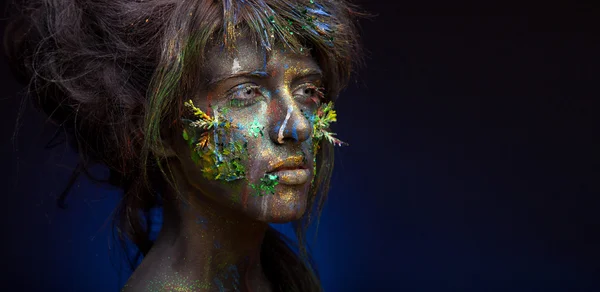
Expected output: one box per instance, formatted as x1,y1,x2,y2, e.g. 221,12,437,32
1,2,598,291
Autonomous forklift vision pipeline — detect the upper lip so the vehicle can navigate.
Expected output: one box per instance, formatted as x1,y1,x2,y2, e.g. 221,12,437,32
267,156,307,173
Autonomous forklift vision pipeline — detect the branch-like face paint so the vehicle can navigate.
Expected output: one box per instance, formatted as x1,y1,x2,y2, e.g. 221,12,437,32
176,37,344,223
182,102,248,182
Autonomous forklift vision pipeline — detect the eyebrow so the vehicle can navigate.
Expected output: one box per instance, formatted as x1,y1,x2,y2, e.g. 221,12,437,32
208,68,323,88
208,70,269,87
293,68,323,79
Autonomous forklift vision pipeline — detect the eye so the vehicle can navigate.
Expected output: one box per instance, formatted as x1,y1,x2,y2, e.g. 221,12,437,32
292,83,323,104
227,84,263,107
232,84,260,100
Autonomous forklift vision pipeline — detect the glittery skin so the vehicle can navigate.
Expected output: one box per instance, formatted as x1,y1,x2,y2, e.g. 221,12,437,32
249,174,280,196
179,38,344,222
130,32,345,292
120,0,356,290
174,37,327,223
248,118,265,138
182,102,249,182
145,273,212,292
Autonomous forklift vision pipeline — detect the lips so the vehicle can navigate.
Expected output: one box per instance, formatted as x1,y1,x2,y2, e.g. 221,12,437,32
267,156,309,185
270,169,310,185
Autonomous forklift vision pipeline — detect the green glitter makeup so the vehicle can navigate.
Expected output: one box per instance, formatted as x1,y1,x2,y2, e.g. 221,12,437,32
248,118,264,138
182,100,248,182
313,101,345,146
306,100,346,155
304,100,346,187
250,174,280,196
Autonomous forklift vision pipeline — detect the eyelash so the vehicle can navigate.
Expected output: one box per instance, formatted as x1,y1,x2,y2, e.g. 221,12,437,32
292,83,324,104
226,84,263,107
225,83,324,107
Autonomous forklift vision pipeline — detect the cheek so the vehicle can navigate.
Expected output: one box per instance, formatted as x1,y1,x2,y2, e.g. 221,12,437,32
181,105,272,182
180,100,319,210
202,128,249,182
237,116,270,182
177,122,249,206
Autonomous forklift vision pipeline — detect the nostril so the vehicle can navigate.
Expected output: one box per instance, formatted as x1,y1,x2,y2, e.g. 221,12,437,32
279,137,296,144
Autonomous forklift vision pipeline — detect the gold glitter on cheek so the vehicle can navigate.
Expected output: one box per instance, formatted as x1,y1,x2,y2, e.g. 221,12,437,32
260,149,272,162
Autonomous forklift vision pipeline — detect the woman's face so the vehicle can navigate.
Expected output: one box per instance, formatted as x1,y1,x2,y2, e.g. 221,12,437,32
173,38,324,223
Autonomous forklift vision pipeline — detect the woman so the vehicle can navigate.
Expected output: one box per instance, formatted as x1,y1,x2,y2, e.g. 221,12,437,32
5,0,361,290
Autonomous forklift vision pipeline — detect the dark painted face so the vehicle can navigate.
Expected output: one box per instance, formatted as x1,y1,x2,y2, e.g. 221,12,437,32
174,38,324,222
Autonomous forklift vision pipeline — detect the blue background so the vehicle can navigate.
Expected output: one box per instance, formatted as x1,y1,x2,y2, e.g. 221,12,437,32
1,2,598,291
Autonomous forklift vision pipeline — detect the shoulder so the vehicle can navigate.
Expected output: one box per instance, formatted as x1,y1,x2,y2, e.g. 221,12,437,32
120,250,166,292
120,266,150,292
121,252,213,292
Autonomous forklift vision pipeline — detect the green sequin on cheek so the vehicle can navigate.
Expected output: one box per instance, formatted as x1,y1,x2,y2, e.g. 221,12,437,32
248,118,264,138
249,174,280,196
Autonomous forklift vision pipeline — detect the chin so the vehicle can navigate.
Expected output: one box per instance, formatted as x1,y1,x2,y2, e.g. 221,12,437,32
263,203,307,223
246,185,309,223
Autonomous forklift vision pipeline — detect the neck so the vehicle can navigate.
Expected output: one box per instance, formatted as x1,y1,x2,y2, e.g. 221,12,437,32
148,166,270,291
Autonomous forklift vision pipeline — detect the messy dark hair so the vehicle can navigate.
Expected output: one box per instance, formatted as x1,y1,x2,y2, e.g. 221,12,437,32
4,0,362,290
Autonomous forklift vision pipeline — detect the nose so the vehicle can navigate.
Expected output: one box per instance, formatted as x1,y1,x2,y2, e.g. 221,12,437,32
268,97,312,145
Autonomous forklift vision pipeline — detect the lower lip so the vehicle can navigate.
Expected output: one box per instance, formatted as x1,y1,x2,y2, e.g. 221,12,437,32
270,169,310,185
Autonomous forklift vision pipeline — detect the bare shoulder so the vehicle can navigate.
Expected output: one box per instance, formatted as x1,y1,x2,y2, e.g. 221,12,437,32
120,253,213,291
120,249,175,292
120,258,158,292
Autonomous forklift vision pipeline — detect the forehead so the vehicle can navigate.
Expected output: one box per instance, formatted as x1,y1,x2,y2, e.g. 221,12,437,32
203,37,320,82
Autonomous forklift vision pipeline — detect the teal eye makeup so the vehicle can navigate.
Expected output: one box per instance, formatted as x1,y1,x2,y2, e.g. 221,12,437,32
227,84,264,107
292,83,324,104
